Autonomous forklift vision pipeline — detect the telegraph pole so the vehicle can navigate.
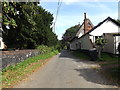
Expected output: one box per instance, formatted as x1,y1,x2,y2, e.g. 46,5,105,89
53,0,62,33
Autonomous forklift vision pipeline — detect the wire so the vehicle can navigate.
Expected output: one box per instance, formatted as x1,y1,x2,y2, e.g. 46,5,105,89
53,0,62,33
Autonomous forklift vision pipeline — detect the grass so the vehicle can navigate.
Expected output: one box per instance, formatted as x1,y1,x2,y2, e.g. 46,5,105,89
72,50,90,60
97,53,120,86
1,50,59,88
97,53,119,61
72,50,120,86
100,66,120,86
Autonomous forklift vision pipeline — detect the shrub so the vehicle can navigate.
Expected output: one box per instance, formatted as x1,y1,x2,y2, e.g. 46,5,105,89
118,42,120,56
54,44,62,52
37,45,52,54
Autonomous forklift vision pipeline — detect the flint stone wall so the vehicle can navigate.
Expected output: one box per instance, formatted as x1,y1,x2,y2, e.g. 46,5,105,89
1,49,39,68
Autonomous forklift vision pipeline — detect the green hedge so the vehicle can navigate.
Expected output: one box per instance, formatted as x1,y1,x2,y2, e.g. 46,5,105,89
1,50,59,88
37,45,53,54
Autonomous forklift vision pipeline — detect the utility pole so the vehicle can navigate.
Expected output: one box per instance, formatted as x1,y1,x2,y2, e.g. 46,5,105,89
53,0,62,33
118,1,120,20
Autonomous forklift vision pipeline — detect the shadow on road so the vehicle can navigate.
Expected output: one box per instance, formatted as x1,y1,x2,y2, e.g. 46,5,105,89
59,50,118,86
74,68,117,86
59,50,78,59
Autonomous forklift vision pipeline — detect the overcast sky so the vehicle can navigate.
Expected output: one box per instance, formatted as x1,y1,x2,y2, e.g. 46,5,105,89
40,0,119,40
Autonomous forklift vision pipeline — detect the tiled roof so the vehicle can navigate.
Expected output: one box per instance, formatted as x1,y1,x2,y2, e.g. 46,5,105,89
79,17,120,39
76,18,94,37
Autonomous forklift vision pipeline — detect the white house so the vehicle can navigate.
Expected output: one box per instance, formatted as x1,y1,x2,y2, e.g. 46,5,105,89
70,13,94,50
0,37,5,49
0,21,5,49
71,17,120,54
103,33,120,54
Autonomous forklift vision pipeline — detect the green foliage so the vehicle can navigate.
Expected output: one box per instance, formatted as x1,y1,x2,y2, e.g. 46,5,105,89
62,25,79,41
2,2,17,28
117,19,120,24
118,43,120,55
2,50,59,88
54,40,63,52
37,45,52,54
72,50,90,60
108,66,120,85
97,53,119,61
95,37,107,58
95,38,107,46
2,2,58,49
62,25,80,48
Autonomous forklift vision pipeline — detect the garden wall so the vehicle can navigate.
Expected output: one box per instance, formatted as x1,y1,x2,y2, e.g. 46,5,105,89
1,49,39,68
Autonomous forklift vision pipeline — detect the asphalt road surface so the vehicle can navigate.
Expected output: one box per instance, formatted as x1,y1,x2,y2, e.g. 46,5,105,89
14,50,118,88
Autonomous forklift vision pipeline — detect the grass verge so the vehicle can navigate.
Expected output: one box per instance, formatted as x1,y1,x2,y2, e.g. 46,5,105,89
72,50,120,86
72,50,90,60
1,50,59,88
97,54,120,86
99,66,120,86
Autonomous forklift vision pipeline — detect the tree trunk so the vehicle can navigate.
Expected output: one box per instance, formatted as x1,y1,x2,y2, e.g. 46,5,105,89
98,46,102,59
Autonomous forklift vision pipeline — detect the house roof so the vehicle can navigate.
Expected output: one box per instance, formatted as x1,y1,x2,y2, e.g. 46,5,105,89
76,18,94,37
70,17,120,43
70,18,94,42
104,33,120,36
79,17,120,39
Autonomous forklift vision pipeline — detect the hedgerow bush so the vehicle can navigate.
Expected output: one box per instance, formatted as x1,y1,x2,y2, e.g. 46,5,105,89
37,45,52,54
118,43,120,56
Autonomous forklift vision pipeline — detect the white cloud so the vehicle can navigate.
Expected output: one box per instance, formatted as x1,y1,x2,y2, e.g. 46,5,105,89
62,0,79,5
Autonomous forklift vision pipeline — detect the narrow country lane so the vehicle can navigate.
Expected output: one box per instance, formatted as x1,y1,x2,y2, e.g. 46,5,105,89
14,50,118,88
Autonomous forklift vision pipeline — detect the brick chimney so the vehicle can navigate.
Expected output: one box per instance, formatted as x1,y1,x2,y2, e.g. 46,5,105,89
84,12,86,34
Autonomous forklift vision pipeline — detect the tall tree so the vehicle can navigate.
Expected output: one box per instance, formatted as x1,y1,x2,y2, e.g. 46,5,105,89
62,24,80,48
117,20,120,24
2,2,38,49
2,2,58,49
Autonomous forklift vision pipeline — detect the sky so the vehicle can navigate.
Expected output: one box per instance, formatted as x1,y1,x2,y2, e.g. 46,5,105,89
40,0,119,40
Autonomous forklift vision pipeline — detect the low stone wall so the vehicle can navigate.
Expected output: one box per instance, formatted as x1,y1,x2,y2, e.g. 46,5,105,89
1,49,39,68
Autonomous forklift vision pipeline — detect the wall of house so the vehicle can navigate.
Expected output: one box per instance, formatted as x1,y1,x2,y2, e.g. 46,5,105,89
115,36,120,54
70,40,77,50
90,35,95,44
78,26,84,38
90,20,120,36
70,39,79,50
78,34,93,50
103,34,115,54
0,37,5,49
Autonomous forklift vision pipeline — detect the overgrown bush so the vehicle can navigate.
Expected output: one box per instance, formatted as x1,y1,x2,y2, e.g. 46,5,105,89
54,44,62,52
37,45,52,54
118,42,120,56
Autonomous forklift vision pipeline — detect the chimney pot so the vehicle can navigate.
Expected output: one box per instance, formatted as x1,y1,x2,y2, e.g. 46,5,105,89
84,12,86,20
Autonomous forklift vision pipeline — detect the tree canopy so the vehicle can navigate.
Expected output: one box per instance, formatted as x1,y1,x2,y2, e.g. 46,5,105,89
62,25,80,42
61,24,80,48
2,2,58,49
117,20,120,24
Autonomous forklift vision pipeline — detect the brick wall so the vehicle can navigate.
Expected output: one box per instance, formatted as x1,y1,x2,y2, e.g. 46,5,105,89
1,49,39,69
